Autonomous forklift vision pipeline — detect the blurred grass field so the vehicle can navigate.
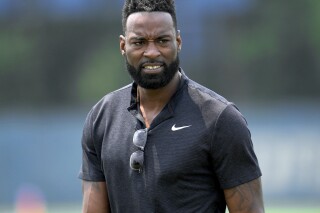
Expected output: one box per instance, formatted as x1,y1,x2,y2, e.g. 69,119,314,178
266,208,320,213
0,204,319,213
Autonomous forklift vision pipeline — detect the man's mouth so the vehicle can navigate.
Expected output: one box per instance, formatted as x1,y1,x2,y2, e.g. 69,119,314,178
143,65,162,70
141,63,164,73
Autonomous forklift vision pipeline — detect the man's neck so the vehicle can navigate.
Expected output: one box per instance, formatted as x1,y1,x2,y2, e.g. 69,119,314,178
138,71,181,128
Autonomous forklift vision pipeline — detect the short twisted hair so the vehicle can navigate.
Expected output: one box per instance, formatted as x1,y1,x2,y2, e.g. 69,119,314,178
122,0,178,33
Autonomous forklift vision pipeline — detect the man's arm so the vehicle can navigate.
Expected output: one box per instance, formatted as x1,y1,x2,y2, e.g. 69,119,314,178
82,180,110,213
224,177,265,213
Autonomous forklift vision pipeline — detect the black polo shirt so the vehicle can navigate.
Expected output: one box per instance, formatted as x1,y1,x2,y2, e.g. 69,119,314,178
79,69,262,213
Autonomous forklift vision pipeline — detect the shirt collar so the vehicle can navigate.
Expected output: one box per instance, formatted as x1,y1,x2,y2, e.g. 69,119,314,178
127,68,188,118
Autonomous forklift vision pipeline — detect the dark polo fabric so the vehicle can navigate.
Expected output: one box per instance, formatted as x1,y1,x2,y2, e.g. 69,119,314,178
79,69,262,213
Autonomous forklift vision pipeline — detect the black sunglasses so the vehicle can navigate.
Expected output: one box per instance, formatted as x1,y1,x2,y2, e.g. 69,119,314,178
130,128,148,172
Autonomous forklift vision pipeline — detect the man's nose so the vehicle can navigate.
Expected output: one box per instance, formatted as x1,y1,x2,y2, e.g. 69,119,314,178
143,41,160,58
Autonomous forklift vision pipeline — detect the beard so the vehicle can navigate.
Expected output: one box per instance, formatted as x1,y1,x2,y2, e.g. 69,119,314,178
126,56,180,89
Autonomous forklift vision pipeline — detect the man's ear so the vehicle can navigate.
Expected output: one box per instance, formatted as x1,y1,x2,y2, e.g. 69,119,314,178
176,30,182,52
120,35,126,55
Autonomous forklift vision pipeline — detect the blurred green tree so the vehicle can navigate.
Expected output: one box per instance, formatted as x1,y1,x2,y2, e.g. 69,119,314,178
0,0,319,107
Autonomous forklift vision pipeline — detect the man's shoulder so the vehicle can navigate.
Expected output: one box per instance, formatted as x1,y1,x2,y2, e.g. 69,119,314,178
90,83,133,114
185,78,229,106
186,80,247,129
105,83,132,98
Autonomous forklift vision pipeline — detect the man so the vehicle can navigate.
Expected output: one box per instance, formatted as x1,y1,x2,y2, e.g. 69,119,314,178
79,0,264,212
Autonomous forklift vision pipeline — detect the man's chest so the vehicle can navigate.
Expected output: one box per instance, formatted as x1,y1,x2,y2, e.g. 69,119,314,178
100,114,214,178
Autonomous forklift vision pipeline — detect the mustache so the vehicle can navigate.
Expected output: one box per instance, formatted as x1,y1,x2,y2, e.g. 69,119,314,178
139,60,165,67
141,59,163,64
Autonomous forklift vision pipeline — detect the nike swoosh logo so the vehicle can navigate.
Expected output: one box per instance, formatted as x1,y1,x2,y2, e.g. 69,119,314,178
171,124,192,131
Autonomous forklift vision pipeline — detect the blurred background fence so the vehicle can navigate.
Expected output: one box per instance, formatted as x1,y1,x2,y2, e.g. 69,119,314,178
0,0,319,210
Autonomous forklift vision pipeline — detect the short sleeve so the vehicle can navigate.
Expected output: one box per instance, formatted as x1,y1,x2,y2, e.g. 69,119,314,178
211,104,262,189
78,109,105,181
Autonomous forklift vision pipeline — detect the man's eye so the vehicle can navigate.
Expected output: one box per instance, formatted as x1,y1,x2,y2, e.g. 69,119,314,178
133,41,144,46
158,39,169,44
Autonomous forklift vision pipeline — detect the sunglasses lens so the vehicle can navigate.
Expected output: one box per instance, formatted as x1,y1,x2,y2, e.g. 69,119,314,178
133,129,147,149
130,150,144,170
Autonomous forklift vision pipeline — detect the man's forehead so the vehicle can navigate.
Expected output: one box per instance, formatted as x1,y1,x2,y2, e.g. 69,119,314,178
126,11,174,32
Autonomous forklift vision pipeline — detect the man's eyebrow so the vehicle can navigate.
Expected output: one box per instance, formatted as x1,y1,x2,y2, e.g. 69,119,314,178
128,36,145,41
157,35,172,39
129,35,172,41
